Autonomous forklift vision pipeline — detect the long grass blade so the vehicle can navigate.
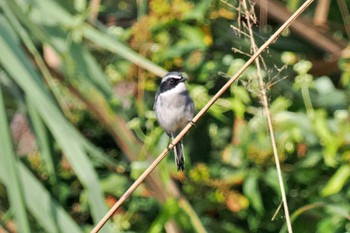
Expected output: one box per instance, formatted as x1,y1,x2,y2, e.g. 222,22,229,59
26,98,59,189
82,25,168,77
0,82,31,233
0,17,110,232
0,152,84,233
12,0,167,77
2,0,72,117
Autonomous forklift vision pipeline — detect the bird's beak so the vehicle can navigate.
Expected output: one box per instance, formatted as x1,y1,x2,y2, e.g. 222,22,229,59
180,77,187,82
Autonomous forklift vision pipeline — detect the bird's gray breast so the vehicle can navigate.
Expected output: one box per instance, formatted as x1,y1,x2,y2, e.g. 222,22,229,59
155,89,194,134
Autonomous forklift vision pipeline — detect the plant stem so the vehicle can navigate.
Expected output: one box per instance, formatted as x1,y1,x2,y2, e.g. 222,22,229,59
91,0,314,231
301,85,314,117
241,0,293,232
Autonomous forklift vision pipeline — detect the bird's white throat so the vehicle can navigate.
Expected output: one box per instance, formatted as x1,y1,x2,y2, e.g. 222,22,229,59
160,82,186,97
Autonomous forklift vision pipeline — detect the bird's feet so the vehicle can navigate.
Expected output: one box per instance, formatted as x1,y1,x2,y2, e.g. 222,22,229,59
188,119,195,126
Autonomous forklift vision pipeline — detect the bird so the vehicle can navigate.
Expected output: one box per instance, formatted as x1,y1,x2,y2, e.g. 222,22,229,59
154,71,195,171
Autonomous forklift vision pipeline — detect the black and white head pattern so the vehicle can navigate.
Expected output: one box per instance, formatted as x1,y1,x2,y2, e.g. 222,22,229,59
158,72,187,93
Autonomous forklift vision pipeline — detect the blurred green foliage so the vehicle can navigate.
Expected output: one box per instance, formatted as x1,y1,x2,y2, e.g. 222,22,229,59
0,0,350,233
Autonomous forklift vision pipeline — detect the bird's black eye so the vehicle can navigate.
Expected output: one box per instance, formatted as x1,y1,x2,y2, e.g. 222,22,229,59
169,78,175,83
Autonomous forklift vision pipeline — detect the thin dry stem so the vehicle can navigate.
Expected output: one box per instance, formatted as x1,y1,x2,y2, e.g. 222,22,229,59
230,25,251,38
242,0,293,231
232,47,252,58
255,0,345,57
313,0,330,26
272,201,283,221
337,0,350,39
91,1,314,232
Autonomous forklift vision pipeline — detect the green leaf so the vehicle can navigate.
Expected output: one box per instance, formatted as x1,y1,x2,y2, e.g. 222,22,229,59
0,83,31,233
148,198,181,233
293,60,312,75
243,173,264,214
100,174,130,197
11,0,166,77
20,163,84,233
0,18,109,231
27,98,59,188
0,149,84,233
68,42,113,97
321,165,350,196
82,25,167,76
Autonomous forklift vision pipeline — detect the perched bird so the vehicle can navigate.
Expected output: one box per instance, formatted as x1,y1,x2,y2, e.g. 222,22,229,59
154,72,195,171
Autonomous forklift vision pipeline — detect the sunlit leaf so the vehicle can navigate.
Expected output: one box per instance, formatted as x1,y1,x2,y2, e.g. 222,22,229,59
243,173,264,214
321,165,350,196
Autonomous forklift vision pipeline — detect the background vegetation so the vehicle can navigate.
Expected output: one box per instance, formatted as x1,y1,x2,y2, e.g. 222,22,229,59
0,0,349,232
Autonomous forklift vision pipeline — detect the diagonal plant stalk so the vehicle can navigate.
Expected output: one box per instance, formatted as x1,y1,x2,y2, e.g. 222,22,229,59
241,0,293,232
49,69,202,233
5,0,185,229
91,0,314,232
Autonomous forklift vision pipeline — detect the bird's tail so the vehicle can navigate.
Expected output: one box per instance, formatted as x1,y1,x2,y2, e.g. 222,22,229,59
171,135,185,171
